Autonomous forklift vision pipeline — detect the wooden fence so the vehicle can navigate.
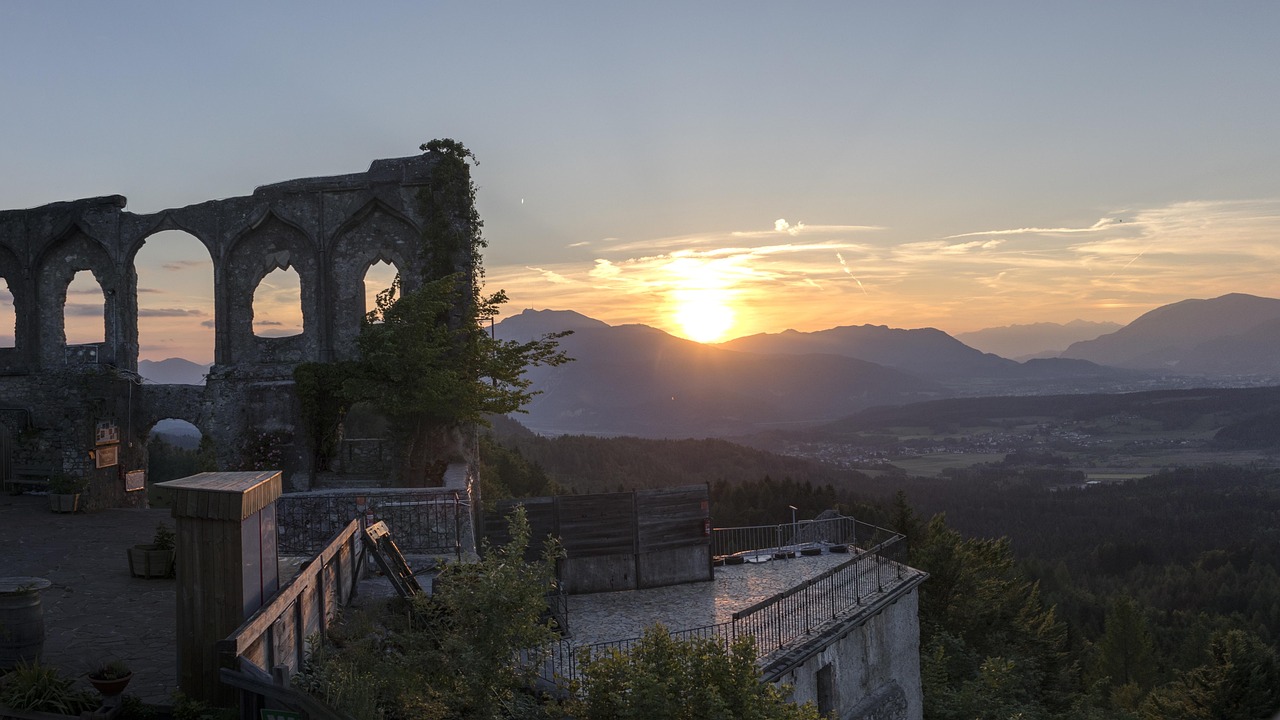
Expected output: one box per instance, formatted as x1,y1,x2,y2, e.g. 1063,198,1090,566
483,484,712,593
217,518,363,693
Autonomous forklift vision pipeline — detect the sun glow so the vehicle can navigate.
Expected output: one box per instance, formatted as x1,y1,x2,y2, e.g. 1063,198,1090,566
666,256,739,343
673,289,736,343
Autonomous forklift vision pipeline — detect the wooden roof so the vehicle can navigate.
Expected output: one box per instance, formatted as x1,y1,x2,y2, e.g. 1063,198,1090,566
157,471,282,520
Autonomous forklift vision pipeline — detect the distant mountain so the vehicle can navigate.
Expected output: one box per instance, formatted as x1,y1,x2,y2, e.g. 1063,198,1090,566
138,358,211,385
716,325,1017,380
495,310,941,437
955,320,1121,360
1060,293,1280,375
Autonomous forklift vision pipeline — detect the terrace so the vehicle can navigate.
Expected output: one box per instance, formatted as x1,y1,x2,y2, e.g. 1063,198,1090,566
550,516,927,683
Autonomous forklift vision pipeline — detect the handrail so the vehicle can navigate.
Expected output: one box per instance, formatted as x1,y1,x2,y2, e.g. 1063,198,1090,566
549,521,912,683
219,518,361,656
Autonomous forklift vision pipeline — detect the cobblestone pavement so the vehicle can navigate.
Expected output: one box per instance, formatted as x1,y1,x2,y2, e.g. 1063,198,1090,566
0,493,409,707
567,550,852,647
1,493,178,704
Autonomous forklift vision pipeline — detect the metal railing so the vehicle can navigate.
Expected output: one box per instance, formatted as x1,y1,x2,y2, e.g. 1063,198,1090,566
543,517,910,684
712,515,898,560
276,488,467,559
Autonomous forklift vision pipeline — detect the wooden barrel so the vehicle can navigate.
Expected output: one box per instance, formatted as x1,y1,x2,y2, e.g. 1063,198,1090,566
0,576,51,669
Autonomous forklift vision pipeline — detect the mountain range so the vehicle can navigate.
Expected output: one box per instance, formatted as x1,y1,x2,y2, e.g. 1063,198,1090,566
137,358,211,385
1060,293,1280,375
954,320,1122,360
495,293,1280,438
135,292,1280,440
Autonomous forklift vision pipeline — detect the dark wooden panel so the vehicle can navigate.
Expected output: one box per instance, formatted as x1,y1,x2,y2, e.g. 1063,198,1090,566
636,485,710,553
556,493,635,558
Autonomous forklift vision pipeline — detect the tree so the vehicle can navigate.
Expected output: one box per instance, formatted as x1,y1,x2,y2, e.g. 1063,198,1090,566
568,626,820,720
347,273,569,482
296,506,564,719
914,514,1078,719
294,140,570,485
1140,629,1280,720
1095,595,1157,705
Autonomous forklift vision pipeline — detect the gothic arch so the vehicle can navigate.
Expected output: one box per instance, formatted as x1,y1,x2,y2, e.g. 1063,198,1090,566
328,201,421,360
33,227,122,367
222,210,320,365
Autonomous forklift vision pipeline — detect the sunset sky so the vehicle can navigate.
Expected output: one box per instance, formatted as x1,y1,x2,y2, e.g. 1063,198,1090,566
3,3,1280,362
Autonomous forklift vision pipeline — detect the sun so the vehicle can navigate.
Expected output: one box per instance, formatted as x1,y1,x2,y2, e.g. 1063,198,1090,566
673,289,735,343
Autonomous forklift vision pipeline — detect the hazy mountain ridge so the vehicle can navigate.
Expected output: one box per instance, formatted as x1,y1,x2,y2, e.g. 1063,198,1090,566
1060,293,1280,375
495,309,1156,438
496,311,942,437
137,358,212,385
955,320,1122,360
716,324,1016,380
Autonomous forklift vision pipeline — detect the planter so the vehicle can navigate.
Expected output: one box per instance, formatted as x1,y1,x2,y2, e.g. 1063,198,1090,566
0,577,51,669
127,545,174,579
48,493,80,513
88,672,132,697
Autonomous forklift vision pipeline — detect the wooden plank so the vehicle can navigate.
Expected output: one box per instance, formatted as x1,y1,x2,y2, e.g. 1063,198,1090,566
219,667,351,720
222,518,360,655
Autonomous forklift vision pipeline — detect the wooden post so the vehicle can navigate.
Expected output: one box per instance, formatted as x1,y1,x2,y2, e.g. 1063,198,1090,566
158,471,282,705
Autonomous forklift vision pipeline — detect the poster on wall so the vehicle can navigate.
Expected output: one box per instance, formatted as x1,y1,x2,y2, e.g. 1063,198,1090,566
95,444,119,468
125,470,145,492
95,421,119,446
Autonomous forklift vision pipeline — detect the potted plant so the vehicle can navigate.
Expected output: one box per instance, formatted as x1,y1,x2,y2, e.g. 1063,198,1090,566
127,522,176,578
87,659,133,696
47,474,88,513
0,660,101,716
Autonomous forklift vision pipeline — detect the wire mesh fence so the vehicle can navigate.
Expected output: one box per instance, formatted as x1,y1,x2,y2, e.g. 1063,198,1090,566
276,488,467,558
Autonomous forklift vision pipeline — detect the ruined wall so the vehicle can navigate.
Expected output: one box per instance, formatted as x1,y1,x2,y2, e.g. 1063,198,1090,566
0,155,467,499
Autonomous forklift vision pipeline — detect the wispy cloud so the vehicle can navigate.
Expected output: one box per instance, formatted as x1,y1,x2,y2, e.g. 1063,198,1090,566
946,218,1124,239
162,259,211,271
64,303,105,316
488,201,1280,336
138,308,205,317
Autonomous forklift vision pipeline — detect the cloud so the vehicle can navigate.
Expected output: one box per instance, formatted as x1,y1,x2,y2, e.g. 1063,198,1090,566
526,266,574,284
253,320,284,326
775,218,805,236
162,259,211,271
64,303,104,316
487,201,1280,336
200,320,215,328
66,287,104,296
138,308,205,317
946,218,1124,239
566,241,591,248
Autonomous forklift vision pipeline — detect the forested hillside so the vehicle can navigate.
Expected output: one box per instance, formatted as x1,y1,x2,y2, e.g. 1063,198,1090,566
480,425,1280,718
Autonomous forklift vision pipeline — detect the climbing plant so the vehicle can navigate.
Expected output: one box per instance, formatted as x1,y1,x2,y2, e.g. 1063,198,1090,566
293,140,570,484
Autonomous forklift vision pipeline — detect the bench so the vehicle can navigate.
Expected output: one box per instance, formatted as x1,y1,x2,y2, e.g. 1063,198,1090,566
4,465,54,494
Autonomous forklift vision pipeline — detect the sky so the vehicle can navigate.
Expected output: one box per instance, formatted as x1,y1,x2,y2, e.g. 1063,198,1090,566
3,3,1280,361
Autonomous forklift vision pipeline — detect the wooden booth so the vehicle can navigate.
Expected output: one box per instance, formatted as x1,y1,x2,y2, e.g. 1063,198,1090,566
157,471,282,703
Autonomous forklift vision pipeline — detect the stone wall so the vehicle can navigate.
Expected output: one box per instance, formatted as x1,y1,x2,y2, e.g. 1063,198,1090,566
770,581,925,720
0,155,471,498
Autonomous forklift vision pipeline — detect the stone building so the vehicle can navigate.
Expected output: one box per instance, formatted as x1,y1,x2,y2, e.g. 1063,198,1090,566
0,155,469,507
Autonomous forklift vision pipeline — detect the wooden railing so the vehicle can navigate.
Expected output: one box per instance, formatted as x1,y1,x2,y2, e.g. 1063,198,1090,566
218,518,363,685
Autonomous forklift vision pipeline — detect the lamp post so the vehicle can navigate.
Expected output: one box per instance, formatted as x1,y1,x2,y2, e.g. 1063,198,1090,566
788,505,798,548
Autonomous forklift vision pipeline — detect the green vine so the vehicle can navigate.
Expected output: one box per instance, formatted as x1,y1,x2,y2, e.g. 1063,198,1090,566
293,361,357,472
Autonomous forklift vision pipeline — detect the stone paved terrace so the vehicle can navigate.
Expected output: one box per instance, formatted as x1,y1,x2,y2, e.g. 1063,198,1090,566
0,493,178,704
568,550,853,647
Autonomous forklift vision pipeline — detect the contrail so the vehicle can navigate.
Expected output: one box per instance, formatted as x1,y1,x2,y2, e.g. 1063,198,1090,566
836,253,867,293
1107,239,1159,279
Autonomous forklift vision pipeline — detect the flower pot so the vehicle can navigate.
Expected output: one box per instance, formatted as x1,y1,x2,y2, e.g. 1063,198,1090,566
127,545,174,578
88,672,132,696
48,493,80,513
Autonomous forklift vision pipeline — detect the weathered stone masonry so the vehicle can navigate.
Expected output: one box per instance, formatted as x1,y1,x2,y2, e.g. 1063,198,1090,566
0,155,465,509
